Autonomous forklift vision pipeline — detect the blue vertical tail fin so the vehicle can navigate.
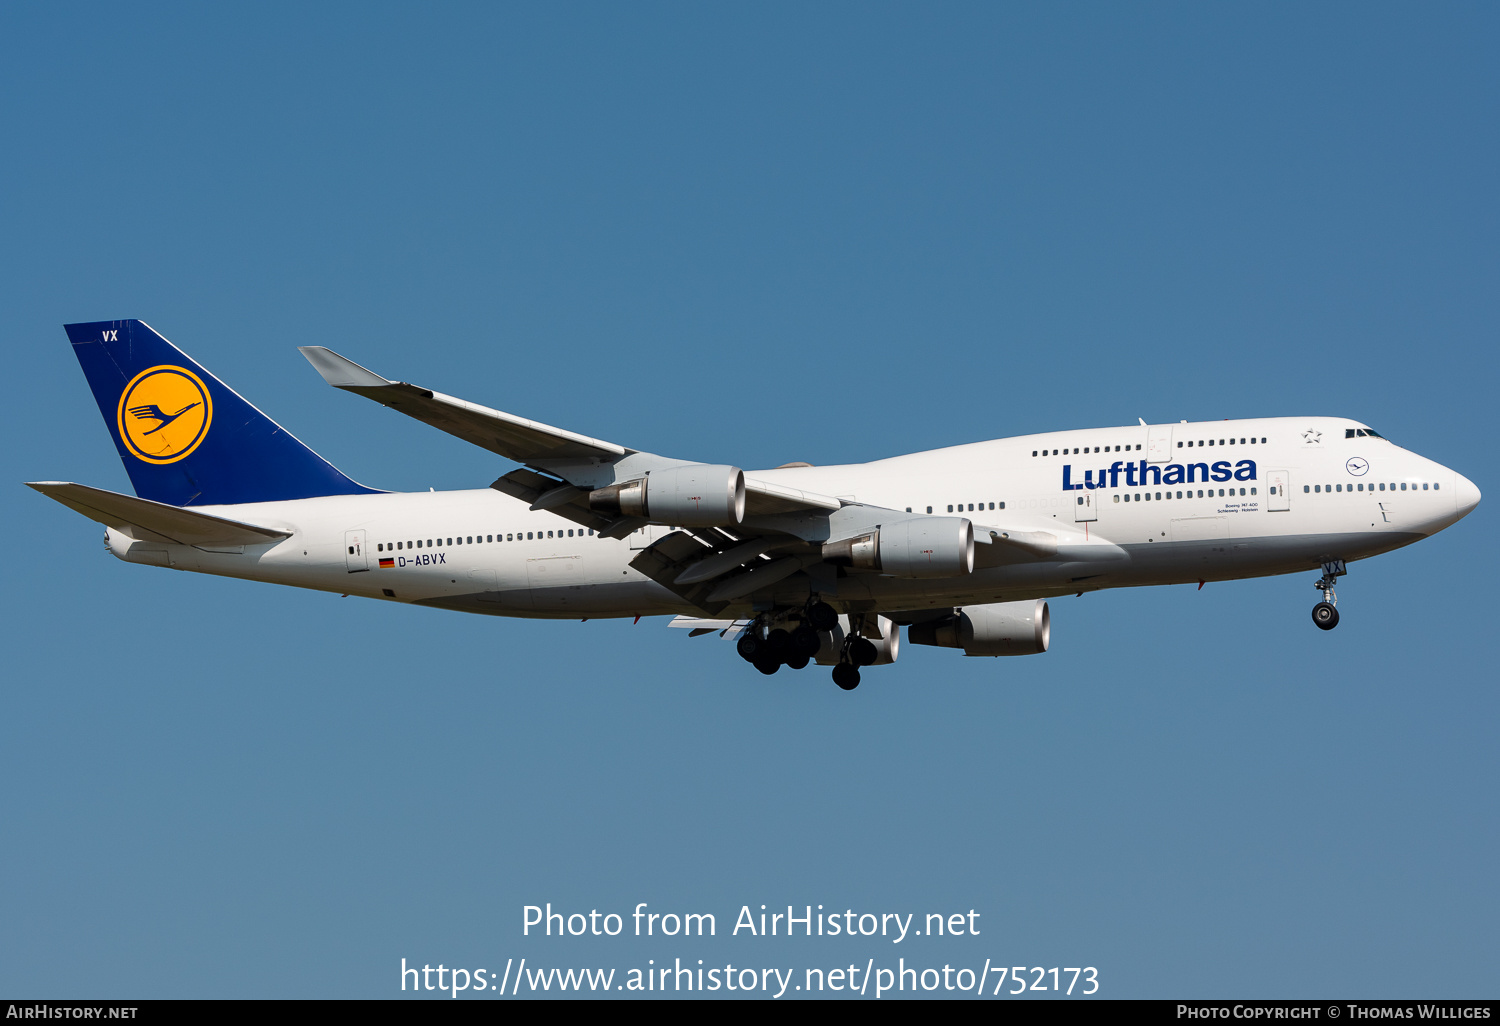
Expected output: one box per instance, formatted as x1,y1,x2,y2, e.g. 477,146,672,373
65,319,378,507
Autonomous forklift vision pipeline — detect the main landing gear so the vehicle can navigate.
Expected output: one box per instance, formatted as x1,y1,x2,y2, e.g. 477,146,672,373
736,600,875,690
1311,559,1346,631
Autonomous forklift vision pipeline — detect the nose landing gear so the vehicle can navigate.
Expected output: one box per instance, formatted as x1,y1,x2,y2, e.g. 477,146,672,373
1311,560,1346,631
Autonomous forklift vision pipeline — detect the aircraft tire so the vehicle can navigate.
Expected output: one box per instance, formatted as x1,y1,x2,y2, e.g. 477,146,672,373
785,653,809,670
754,658,782,676
790,625,821,657
736,634,761,661
832,663,860,690
766,628,793,659
848,637,879,666
1312,602,1340,630
807,601,838,632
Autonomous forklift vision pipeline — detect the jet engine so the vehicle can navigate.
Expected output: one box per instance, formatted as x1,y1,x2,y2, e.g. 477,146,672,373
906,600,1050,656
589,465,746,526
821,517,974,579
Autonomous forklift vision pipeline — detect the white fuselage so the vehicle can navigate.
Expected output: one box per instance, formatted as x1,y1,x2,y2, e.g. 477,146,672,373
105,416,1478,619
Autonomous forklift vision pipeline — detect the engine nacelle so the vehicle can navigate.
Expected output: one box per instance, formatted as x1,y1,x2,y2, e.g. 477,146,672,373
589,465,746,526
907,600,1050,657
822,517,974,579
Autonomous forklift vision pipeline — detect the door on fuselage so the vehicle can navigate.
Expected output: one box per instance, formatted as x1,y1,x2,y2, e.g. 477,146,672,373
344,530,369,572
1074,490,1097,522
1266,470,1290,512
1147,424,1174,463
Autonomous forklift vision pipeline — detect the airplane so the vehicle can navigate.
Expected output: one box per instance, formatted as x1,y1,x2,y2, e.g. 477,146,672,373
30,319,1481,691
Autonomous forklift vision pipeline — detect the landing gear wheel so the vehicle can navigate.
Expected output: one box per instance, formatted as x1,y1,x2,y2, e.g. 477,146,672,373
754,658,782,675
736,634,761,662
1312,601,1340,631
807,601,838,632
832,663,861,690
790,625,821,658
847,637,878,666
785,653,809,670
765,628,793,660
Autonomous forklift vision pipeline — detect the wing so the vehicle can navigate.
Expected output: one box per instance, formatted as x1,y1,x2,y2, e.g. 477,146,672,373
298,345,843,520
298,346,629,465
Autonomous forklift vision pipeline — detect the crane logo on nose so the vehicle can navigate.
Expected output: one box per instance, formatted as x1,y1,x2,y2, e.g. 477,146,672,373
1346,457,1369,476
116,365,213,464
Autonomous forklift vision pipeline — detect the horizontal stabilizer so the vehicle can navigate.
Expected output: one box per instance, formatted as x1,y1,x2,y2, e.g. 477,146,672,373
300,346,629,464
27,482,291,548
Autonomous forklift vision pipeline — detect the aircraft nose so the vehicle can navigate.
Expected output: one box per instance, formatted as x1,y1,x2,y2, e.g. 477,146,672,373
1455,473,1481,517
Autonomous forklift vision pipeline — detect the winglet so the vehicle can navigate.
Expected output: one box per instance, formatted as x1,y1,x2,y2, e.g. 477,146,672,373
298,346,392,389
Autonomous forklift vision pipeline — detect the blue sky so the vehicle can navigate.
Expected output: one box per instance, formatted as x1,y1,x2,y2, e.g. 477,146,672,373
1,2,1495,998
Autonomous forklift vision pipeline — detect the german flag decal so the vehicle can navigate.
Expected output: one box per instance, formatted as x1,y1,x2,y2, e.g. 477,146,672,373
379,557,394,568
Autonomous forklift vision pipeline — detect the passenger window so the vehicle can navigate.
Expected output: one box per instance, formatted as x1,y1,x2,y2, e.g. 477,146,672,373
1176,491,1183,498
947,505,954,512
1315,485,1321,492
527,532,534,539
926,506,933,514
1434,483,1439,490
377,544,382,552
1032,450,1037,457
1208,440,1214,446
1400,483,1406,491
1250,488,1257,495
1155,492,1161,500
1423,483,1429,490
1177,441,1183,447
1304,486,1310,493
1378,483,1384,491
1113,495,1120,503
1260,437,1266,443
989,502,995,509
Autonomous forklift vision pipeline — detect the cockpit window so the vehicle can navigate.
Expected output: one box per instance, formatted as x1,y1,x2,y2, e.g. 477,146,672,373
1348,428,1387,439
